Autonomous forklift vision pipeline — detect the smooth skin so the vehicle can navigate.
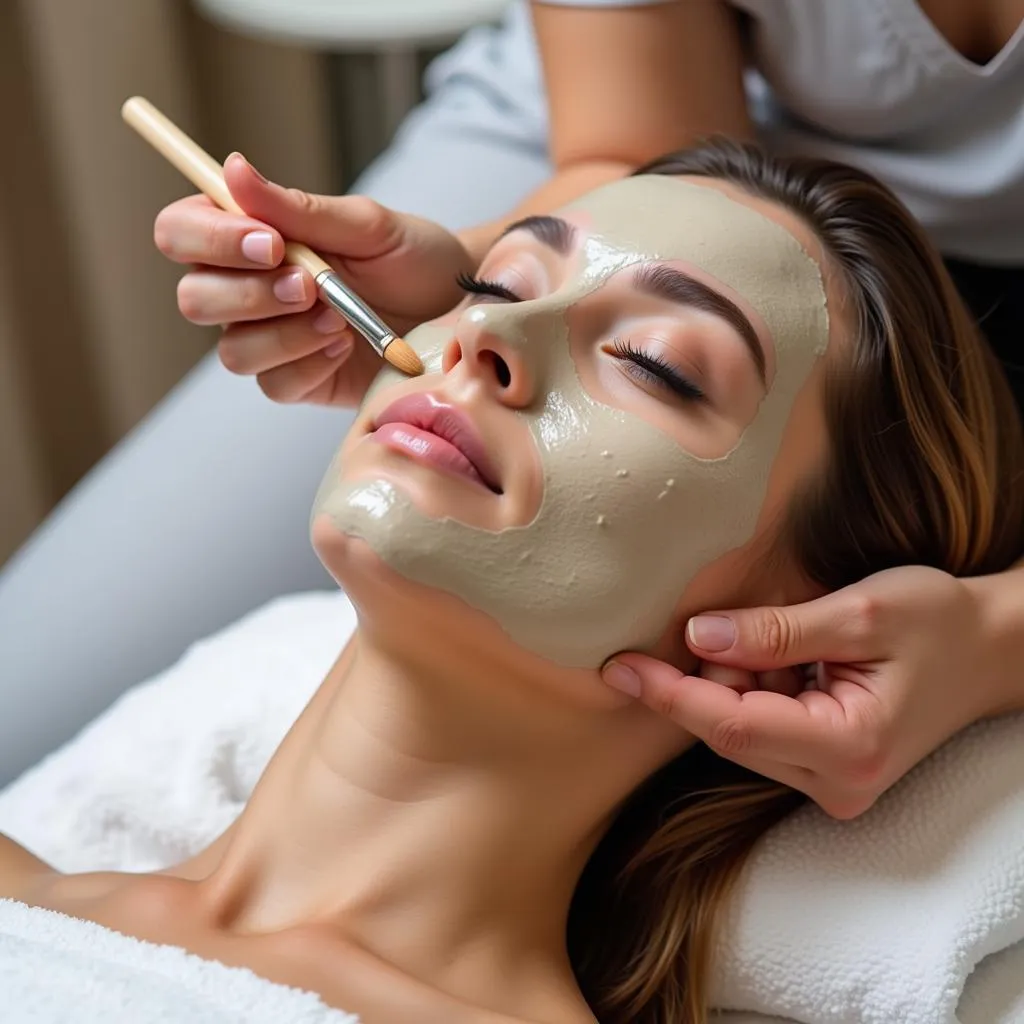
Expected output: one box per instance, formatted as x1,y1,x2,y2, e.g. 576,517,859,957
153,0,1024,820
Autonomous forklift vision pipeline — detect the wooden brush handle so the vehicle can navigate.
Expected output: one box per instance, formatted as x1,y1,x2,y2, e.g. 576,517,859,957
121,96,332,279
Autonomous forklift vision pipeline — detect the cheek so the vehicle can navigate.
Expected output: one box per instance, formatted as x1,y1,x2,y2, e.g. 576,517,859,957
532,384,725,561
565,304,760,462
745,360,831,543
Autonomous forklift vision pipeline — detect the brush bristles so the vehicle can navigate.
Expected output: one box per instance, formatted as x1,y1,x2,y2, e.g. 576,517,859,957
384,338,424,376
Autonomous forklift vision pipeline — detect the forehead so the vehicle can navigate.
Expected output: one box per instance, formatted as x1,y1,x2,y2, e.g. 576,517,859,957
559,175,830,367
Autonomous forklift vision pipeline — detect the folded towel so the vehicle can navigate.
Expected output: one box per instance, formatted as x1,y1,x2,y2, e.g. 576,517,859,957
1,591,1021,1024
957,939,1024,1024
716,937,1024,1024
0,898,358,1023
711,711,1024,1024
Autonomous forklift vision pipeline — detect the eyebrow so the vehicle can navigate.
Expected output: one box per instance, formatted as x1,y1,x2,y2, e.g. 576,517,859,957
497,215,577,255
633,264,766,385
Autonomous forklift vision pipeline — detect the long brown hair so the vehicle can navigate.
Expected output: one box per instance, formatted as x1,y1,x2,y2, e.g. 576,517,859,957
566,139,1024,1023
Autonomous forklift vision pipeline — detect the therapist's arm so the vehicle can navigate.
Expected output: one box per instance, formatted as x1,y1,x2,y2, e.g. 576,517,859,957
457,0,753,264
966,559,1024,716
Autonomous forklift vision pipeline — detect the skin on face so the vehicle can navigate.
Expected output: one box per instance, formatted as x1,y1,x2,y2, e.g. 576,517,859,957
311,175,839,670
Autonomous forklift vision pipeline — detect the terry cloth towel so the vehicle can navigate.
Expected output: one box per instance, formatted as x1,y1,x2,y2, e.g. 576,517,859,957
710,711,1024,1023
1,591,1022,1024
0,897,357,1023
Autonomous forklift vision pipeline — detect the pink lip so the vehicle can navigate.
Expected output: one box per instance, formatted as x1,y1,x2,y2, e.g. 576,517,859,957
370,394,503,494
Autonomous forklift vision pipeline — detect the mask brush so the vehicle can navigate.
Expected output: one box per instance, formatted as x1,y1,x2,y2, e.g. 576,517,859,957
121,96,423,377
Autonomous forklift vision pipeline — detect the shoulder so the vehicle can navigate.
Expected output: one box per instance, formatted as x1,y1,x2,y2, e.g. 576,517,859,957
0,832,56,902
0,834,145,915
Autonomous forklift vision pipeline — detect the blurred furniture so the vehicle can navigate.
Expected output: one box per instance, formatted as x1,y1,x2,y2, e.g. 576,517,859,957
0,0,335,568
193,0,509,181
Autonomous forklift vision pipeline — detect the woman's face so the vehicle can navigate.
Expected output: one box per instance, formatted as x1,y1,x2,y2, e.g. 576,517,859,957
312,176,834,668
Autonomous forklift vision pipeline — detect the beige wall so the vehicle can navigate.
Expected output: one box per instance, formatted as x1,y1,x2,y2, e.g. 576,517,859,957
0,0,336,566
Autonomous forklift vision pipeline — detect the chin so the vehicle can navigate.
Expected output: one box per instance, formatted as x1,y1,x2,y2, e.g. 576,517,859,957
311,513,399,604
308,513,627,709
309,512,448,668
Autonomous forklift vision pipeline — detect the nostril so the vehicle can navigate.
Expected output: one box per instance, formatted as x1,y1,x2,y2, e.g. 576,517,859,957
442,341,463,373
479,351,512,388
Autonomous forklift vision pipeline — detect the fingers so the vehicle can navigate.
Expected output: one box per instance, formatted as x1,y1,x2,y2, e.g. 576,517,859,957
713,747,815,795
255,345,355,405
602,657,881,816
604,654,858,771
757,666,808,698
684,585,887,671
698,660,806,698
223,153,404,259
218,307,355,377
157,157,406,271
177,267,317,325
217,305,386,407
697,744,874,818
251,324,385,406
698,660,758,695
155,195,286,269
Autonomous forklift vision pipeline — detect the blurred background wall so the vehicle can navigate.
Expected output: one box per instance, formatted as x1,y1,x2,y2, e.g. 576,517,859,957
0,0,498,568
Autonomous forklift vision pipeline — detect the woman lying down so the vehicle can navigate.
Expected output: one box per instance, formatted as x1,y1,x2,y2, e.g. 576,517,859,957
2,141,1023,1024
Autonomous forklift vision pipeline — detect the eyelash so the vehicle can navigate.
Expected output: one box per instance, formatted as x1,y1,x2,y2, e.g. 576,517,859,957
456,271,521,303
611,339,706,403
455,273,705,403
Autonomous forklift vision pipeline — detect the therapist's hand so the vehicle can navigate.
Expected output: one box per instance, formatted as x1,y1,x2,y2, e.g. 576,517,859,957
602,566,1002,819
154,152,473,406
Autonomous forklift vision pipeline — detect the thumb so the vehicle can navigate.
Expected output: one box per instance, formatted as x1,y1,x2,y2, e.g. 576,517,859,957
223,152,403,260
685,588,880,671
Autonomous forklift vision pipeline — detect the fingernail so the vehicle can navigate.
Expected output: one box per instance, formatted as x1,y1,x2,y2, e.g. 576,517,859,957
241,230,275,266
314,307,347,334
687,615,736,652
235,152,268,184
324,337,353,359
601,661,641,698
273,270,307,304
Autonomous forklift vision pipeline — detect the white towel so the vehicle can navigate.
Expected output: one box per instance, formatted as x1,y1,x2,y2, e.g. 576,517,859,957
711,712,1024,1023
0,591,1021,1023
0,897,358,1023
0,592,351,874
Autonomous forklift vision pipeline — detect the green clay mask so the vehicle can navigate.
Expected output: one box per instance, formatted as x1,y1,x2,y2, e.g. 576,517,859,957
312,177,830,668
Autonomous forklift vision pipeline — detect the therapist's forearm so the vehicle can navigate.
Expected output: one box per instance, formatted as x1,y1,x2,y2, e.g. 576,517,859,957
966,559,1024,716
455,0,754,266
456,159,633,267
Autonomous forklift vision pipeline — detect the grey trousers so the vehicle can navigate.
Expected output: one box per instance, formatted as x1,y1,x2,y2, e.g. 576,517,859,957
0,5,551,785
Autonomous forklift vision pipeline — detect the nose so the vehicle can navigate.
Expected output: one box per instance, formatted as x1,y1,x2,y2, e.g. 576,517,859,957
443,304,546,408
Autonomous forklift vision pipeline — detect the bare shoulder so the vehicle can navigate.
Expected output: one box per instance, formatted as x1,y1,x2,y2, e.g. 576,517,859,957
0,833,140,913
0,832,57,902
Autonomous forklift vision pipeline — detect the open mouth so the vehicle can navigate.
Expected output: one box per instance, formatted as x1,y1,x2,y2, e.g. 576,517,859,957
371,394,503,494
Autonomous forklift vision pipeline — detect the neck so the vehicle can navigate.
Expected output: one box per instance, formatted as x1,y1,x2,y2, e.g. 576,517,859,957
197,620,683,1019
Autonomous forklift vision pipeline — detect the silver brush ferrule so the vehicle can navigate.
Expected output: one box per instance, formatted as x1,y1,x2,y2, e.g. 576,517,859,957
316,271,395,356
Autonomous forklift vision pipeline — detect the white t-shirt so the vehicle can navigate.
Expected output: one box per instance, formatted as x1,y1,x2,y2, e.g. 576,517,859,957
536,0,1024,264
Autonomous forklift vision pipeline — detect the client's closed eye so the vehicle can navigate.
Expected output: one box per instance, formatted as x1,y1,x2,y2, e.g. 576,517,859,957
456,271,522,303
610,339,707,403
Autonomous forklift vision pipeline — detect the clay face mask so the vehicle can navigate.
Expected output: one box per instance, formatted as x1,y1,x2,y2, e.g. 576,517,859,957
312,177,830,668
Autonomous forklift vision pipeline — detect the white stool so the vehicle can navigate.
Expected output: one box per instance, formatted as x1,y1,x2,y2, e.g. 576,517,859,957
193,0,510,145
